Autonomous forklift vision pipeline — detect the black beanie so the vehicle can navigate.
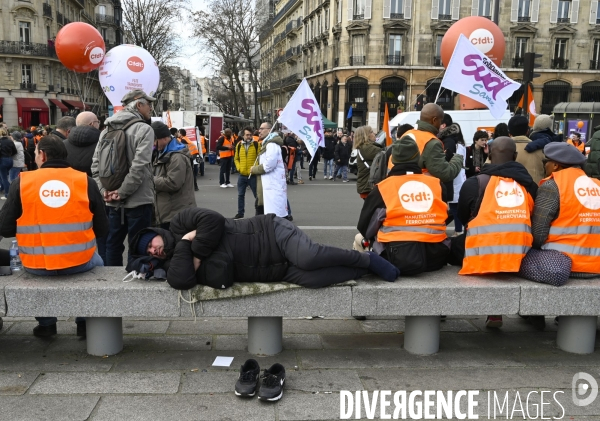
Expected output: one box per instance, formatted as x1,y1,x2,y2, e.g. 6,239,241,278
137,231,158,255
508,115,529,137
152,121,171,139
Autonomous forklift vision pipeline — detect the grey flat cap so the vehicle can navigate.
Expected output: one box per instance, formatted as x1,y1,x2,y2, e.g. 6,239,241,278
121,89,156,106
544,142,586,166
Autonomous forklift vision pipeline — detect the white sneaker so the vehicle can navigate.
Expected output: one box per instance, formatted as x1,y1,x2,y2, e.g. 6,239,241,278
220,184,227,188
226,183,235,188
324,175,327,179
343,180,349,182
329,176,333,180
0,197,6,200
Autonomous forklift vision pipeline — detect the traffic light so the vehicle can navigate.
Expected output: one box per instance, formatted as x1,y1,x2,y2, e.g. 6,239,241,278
523,52,542,83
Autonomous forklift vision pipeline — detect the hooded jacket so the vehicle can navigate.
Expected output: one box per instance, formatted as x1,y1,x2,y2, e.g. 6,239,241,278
65,125,101,176
91,109,155,208
355,141,384,195
584,128,600,179
0,137,17,158
525,128,562,153
153,137,197,225
322,135,336,160
334,140,352,165
437,123,462,199
457,161,538,228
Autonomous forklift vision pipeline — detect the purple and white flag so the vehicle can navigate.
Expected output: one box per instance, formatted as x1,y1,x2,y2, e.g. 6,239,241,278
278,79,325,163
440,34,520,119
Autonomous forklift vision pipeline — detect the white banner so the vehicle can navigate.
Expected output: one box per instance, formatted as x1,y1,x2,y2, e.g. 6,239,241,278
439,34,520,119
278,79,325,162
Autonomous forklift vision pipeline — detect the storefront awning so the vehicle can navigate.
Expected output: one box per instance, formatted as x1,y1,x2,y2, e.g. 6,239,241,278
16,98,49,112
49,99,68,112
63,99,91,111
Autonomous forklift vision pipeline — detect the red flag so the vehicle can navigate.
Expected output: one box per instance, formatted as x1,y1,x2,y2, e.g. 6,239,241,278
383,103,392,146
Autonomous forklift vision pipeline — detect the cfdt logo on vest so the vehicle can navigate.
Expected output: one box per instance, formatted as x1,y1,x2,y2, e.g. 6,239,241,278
574,176,600,210
39,180,70,208
127,56,144,72
494,180,525,208
398,181,434,213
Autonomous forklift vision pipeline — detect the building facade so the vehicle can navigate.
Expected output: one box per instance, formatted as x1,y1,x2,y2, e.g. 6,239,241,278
259,0,600,131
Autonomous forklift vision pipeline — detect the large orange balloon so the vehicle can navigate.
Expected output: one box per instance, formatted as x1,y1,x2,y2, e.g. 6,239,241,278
56,22,105,73
440,16,506,67
577,121,584,129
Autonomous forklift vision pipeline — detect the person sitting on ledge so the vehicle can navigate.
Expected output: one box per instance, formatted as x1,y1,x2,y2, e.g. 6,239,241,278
127,207,400,290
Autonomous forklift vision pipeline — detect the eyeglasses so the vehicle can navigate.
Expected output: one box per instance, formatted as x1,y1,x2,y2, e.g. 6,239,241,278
259,127,270,130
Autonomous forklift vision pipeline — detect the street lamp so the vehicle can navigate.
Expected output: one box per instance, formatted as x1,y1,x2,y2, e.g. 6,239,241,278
397,92,405,113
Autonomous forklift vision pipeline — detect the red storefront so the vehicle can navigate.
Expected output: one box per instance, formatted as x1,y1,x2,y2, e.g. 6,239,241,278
16,98,49,129
62,100,92,112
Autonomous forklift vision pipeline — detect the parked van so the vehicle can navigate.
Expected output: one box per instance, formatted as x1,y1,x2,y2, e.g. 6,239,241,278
389,109,512,145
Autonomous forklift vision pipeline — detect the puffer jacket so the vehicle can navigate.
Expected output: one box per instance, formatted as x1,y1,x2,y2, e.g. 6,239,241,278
153,208,288,290
91,109,155,208
526,128,562,152
334,141,352,166
585,128,600,180
65,125,101,176
234,140,259,176
355,142,384,195
153,138,197,225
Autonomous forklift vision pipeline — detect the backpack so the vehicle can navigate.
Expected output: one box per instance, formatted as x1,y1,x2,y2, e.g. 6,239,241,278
367,147,390,189
97,118,144,191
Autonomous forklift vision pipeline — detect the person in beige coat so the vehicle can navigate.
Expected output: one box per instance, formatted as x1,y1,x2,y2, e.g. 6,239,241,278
508,115,545,185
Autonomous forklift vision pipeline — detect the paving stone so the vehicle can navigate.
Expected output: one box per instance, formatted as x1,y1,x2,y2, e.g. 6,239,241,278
0,321,13,334
470,315,559,332
0,396,99,421
112,350,299,372
298,349,446,369
0,372,38,395
121,335,213,352
122,320,170,335
286,370,363,392
283,318,363,334
215,334,322,351
168,318,247,335
320,333,403,349
0,351,113,372
92,395,275,421
0,336,51,353
29,372,181,395
179,371,240,394
277,391,341,420
4,321,81,336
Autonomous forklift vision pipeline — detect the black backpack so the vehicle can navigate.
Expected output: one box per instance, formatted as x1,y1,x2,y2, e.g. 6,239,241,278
97,118,144,191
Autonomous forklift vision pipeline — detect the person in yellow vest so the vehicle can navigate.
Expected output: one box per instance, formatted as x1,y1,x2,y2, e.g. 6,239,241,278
0,135,108,337
397,103,463,183
533,142,600,276
179,129,200,191
566,132,585,154
233,127,259,219
452,137,538,328
216,128,235,188
357,137,449,275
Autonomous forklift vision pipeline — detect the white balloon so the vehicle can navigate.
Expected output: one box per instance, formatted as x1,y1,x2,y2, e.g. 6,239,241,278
99,44,160,107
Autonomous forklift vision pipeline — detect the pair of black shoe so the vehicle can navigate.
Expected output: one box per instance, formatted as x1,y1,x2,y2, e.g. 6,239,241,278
235,359,286,401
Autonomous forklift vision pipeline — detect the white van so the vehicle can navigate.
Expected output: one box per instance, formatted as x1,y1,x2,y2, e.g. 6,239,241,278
389,109,513,145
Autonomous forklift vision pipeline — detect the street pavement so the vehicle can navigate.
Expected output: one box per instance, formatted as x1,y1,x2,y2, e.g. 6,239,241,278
1,161,600,420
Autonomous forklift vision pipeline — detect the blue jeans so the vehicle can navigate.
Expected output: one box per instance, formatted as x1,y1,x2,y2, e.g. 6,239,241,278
29,252,104,327
237,175,257,216
9,167,23,183
334,164,348,180
289,160,297,182
323,159,334,177
0,157,13,197
106,204,153,266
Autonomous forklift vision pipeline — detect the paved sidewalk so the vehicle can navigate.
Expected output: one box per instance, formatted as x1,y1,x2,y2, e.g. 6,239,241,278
1,315,600,420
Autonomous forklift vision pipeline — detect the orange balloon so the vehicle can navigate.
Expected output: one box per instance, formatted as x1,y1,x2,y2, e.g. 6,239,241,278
441,16,506,67
56,22,105,73
577,121,584,129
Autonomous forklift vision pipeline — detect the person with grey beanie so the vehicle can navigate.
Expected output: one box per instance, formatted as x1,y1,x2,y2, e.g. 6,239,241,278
9,131,26,182
525,114,562,153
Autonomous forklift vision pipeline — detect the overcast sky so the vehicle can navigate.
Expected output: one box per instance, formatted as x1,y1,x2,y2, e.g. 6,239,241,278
172,0,214,78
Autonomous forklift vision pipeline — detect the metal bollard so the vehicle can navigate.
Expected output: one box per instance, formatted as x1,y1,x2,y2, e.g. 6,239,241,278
86,317,123,356
404,316,441,355
557,316,598,354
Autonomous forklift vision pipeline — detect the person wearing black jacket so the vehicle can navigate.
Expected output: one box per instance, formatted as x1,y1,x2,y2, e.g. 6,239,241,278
64,124,101,176
0,129,17,198
333,135,352,181
437,115,462,200
322,129,336,179
128,207,401,290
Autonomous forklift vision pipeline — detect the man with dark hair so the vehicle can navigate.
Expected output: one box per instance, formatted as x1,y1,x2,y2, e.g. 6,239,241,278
51,116,76,140
233,127,259,219
170,127,179,137
508,115,545,184
0,135,108,337
216,128,235,188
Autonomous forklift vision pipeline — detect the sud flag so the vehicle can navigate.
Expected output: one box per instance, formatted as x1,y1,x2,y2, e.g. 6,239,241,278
439,34,520,119
517,84,537,127
278,79,325,163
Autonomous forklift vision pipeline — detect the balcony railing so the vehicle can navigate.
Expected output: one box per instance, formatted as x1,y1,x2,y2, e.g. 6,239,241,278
517,15,530,22
551,58,569,69
438,14,452,20
557,17,569,23
350,56,365,65
56,12,63,25
20,83,37,91
96,14,114,24
286,48,293,58
0,41,58,58
43,3,52,18
76,0,84,6
433,56,442,66
513,57,525,68
591,60,600,70
334,57,339,67
386,55,404,65
81,10,95,23
353,14,364,20
481,15,491,20
390,13,404,19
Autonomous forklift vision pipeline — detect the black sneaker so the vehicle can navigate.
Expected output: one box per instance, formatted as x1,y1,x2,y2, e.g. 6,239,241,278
235,359,260,397
258,363,286,401
33,323,57,337
233,214,244,220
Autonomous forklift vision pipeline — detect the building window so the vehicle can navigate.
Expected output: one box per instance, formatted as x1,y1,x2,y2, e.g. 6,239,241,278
518,0,530,21
434,34,443,65
99,5,106,15
22,64,32,84
581,81,600,102
541,80,570,114
351,35,365,65
439,0,451,20
552,38,568,69
597,2,600,25
514,37,528,68
354,0,365,19
325,8,329,29
557,0,570,23
387,34,402,64
479,0,493,19
391,0,404,18
592,40,600,70
337,0,342,22
19,22,31,44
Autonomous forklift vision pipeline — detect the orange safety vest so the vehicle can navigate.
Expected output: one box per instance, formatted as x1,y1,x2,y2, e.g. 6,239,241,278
460,176,534,275
219,137,234,158
16,168,96,270
401,129,443,174
377,174,448,243
287,146,296,170
540,167,600,273
567,139,585,153
182,136,199,156
200,136,207,154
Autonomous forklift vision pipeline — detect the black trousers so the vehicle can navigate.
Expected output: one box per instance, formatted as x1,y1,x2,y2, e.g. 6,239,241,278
219,157,233,185
273,218,369,288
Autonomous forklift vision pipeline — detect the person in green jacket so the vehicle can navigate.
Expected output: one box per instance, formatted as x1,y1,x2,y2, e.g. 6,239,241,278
584,124,600,180
353,125,383,199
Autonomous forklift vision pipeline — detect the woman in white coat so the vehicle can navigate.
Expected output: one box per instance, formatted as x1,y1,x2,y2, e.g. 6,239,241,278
250,129,289,217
